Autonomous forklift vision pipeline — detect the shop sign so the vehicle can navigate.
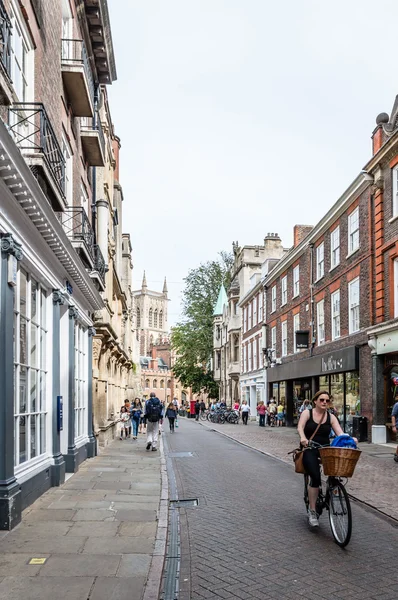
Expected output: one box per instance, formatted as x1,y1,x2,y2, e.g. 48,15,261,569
321,355,344,373
296,330,310,349
376,330,398,355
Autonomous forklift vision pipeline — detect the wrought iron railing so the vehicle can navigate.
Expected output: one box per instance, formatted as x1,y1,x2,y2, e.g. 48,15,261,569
61,38,95,108
80,115,105,159
0,0,11,78
93,244,106,283
8,103,65,197
57,207,94,261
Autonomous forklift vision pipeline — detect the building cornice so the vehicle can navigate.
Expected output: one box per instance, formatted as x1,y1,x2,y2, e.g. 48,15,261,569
0,120,104,311
364,129,398,172
263,172,373,286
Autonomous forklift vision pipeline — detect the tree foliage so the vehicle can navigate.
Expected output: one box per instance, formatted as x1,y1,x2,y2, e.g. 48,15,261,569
171,252,233,398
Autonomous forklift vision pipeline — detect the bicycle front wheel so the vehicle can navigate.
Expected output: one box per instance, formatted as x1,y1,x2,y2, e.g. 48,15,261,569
328,480,352,547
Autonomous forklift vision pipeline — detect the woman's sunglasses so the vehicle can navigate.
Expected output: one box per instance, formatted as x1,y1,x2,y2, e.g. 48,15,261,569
318,398,330,403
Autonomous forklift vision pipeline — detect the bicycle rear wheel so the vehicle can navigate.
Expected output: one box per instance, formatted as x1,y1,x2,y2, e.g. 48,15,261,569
327,480,352,547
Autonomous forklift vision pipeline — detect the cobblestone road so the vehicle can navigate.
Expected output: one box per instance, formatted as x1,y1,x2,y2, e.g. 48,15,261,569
199,419,398,521
164,419,398,600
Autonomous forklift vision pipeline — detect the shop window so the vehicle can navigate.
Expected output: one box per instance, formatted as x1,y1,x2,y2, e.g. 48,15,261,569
393,166,398,218
293,265,300,297
281,276,287,306
74,322,88,441
330,373,344,429
271,285,276,312
331,290,340,339
13,270,48,467
348,208,359,254
349,278,360,333
293,313,300,353
281,320,287,356
317,300,325,344
331,226,340,269
316,242,324,280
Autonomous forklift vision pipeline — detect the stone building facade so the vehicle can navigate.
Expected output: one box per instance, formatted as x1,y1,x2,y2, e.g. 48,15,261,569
0,0,120,530
133,274,169,356
213,235,286,406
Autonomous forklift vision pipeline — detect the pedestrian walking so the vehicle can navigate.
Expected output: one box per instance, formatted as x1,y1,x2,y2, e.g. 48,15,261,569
144,392,164,451
166,401,177,432
257,401,267,427
194,399,201,421
120,399,131,437
199,399,206,417
392,400,398,462
269,399,277,427
119,406,130,440
130,398,142,440
240,399,250,425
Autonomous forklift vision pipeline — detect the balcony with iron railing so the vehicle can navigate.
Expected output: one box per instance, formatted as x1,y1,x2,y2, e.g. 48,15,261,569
92,244,106,290
8,103,66,210
61,39,94,117
0,0,11,80
56,207,94,268
80,115,105,166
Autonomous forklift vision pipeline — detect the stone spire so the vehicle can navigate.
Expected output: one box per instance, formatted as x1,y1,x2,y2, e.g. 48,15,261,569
163,277,168,296
141,271,147,293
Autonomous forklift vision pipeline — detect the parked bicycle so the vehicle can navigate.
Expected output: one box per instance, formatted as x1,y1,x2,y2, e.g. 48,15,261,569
302,441,360,547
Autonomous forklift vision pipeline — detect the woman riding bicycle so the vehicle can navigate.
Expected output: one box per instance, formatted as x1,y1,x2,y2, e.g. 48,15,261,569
297,390,345,528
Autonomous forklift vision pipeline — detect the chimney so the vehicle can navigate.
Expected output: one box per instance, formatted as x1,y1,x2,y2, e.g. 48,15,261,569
293,225,313,248
372,113,389,155
264,232,282,253
150,346,157,370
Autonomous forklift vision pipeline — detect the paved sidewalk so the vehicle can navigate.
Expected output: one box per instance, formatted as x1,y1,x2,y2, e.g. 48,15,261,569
199,419,398,521
0,435,167,600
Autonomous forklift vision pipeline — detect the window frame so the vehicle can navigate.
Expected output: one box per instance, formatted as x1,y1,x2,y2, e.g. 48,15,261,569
348,207,359,255
74,321,88,442
293,313,300,353
316,242,325,280
10,2,32,102
317,299,325,344
281,276,287,306
258,293,263,322
330,226,340,269
331,289,340,340
293,265,300,297
271,326,277,353
62,133,73,206
348,277,360,333
271,285,276,313
393,166,398,218
281,320,288,357
13,268,49,469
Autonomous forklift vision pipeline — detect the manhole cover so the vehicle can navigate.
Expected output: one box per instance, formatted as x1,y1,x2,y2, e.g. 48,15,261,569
169,498,199,508
168,452,194,458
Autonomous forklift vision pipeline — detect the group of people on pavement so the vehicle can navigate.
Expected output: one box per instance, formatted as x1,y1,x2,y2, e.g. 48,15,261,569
119,394,180,452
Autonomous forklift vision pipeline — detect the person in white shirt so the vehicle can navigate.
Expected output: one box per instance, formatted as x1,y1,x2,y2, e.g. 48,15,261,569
240,400,250,425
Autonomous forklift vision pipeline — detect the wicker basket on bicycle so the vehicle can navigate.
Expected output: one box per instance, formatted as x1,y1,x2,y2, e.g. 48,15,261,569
319,447,361,477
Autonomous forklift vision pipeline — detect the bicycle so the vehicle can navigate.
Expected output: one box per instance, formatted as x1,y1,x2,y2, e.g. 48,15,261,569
303,441,353,548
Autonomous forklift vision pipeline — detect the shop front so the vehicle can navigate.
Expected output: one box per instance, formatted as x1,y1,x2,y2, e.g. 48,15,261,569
368,323,398,443
240,373,265,419
267,346,362,432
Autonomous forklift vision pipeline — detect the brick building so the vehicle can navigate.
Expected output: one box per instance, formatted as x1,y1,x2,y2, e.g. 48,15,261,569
264,172,374,435
365,97,398,442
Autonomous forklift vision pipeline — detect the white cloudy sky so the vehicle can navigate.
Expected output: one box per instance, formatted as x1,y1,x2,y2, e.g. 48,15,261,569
108,0,398,325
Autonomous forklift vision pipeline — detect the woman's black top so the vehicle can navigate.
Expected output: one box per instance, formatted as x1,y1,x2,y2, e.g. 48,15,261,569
303,410,331,446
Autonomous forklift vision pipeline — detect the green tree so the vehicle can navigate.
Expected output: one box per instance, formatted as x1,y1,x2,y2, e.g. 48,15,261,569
171,252,233,398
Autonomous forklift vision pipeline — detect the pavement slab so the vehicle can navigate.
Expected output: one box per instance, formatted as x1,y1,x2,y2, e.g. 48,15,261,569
0,576,94,600
0,436,164,600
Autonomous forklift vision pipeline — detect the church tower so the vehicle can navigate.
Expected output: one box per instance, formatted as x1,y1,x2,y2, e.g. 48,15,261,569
133,273,169,355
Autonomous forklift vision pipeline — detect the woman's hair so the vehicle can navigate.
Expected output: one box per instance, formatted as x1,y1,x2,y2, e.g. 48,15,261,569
134,398,142,407
121,406,126,412
312,390,330,405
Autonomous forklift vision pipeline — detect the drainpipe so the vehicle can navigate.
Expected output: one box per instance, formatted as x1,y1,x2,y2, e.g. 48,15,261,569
309,242,315,356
